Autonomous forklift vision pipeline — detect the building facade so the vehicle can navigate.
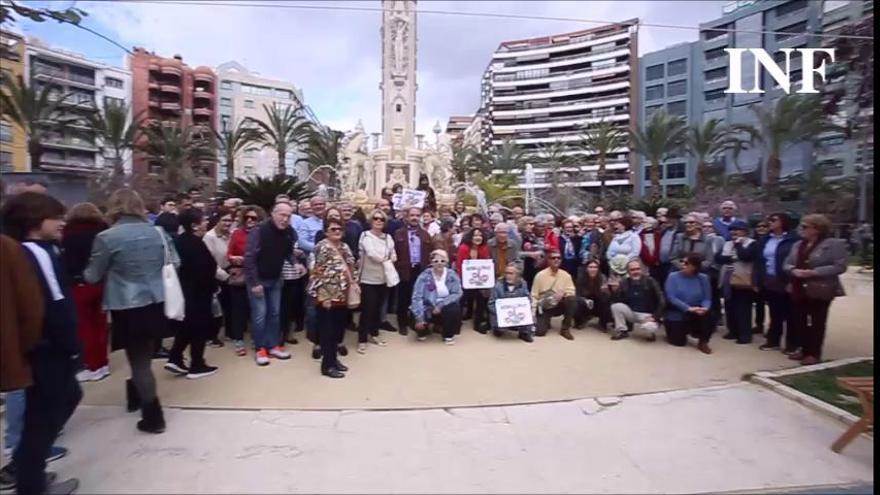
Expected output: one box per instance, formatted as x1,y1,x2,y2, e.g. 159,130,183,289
22,38,132,176
445,115,473,144
128,48,217,178
0,30,28,173
215,60,305,180
480,20,639,192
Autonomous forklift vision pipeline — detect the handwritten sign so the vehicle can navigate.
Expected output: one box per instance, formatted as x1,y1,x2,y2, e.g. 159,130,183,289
495,297,534,328
461,259,495,289
392,188,426,210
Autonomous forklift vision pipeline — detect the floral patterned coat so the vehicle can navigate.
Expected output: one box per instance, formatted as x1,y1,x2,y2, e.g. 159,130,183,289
307,239,359,307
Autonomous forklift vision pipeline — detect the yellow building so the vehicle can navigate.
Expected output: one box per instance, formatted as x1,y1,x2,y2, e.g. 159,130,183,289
0,30,28,172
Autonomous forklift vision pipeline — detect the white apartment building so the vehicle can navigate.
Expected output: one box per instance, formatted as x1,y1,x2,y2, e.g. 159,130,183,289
24,38,132,175
215,61,306,180
481,20,639,191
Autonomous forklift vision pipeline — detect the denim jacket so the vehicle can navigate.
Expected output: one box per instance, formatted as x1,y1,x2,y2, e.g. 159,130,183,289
84,216,180,311
409,267,463,324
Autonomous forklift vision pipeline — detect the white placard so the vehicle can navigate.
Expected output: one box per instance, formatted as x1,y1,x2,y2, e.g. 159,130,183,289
461,259,495,289
495,297,534,328
392,188,426,210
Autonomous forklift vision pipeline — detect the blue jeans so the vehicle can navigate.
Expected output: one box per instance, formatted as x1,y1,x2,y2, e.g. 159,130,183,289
3,389,25,453
248,278,282,350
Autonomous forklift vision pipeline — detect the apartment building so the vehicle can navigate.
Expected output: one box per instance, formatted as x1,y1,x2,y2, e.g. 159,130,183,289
23,38,132,175
215,61,305,180
445,115,473,144
481,20,639,192
0,30,27,172
128,48,217,178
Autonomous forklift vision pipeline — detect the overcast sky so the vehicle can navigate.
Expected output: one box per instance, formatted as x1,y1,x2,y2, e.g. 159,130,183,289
18,0,727,138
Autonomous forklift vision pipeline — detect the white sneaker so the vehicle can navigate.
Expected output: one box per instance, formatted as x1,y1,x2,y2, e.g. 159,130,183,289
368,336,387,346
417,335,428,342
75,369,95,382
444,337,455,345
357,343,367,354
92,366,111,381
268,346,291,360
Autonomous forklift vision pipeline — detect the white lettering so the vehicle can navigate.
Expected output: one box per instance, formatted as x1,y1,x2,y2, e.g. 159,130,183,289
799,48,835,94
725,48,835,95
724,48,747,94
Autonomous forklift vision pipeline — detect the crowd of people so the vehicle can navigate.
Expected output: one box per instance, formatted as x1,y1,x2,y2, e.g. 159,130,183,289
0,182,854,494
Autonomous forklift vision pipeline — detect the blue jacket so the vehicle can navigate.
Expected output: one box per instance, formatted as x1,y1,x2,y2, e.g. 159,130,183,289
84,216,180,311
488,278,532,330
21,240,80,358
712,216,740,242
410,268,463,324
664,271,711,322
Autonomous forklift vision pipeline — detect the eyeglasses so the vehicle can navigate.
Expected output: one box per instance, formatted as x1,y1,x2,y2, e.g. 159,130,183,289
549,256,561,260
372,217,386,222
327,227,342,232
245,215,258,221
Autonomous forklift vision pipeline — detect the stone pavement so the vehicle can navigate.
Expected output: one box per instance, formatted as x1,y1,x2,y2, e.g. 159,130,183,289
46,383,873,494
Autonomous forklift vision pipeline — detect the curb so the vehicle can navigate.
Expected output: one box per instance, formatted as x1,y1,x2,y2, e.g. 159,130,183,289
749,357,872,430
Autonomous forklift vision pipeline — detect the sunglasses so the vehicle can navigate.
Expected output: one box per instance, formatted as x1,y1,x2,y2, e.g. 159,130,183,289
372,217,386,222
245,215,258,221
327,227,342,232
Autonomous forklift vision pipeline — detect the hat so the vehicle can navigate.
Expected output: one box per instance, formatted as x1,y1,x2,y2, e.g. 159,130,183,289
729,220,749,232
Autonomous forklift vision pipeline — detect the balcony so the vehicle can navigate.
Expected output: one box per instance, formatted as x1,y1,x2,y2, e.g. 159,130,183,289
193,107,213,117
148,80,160,90
148,99,160,108
33,65,96,89
148,63,160,72
160,65,182,77
160,84,181,94
493,94,629,116
160,102,181,112
193,90,213,101
42,137,98,152
193,72,214,84
494,61,630,88
702,31,730,49
493,74,630,101
498,46,630,73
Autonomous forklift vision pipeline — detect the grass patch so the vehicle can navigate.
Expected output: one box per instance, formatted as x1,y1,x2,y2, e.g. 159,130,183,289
776,360,873,417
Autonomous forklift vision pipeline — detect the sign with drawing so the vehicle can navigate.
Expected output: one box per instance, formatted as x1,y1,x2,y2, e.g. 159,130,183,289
461,259,495,289
392,188,426,210
495,297,534,328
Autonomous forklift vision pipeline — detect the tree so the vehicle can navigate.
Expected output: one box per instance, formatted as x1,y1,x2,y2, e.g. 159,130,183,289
139,123,215,193
580,120,628,200
685,118,752,191
472,139,527,180
249,104,312,176
217,175,314,212
0,75,75,171
630,110,688,199
0,1,87,27
747,94,838,192
535,141,575,212
84,101,143,185
449,141,480,183
215,119,260,181
297,124,343,184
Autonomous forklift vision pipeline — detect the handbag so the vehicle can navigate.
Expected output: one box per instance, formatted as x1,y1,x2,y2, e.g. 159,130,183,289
155,227,185,321
383,236,400,288
335,245,361,309
730,268,753,288
227,266,246,286
538,278,560,311
802,277,844,301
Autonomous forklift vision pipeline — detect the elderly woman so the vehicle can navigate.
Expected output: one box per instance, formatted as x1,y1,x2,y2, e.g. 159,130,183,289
226,205,265,356
519,215,543,288
356,208,396,354
664,253,714,354
488,262,534,342
783,214,848,365
411,249,464,344
716,220,758,344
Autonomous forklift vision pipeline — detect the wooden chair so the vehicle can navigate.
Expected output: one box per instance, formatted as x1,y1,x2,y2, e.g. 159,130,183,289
831,377,874,453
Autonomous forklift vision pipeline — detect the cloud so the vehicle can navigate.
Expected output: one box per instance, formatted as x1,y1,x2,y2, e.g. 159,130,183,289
73,0,725,139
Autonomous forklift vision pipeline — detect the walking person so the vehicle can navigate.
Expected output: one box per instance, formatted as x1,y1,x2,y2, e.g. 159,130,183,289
456,227,492,334
203,208,234,348
488,262,534,342
84,189,175,434
225,206,264,356
61,203,110,382
784,214,848,365
664,253,714,354
244,202,296,366
1,193,83,494
308,217,360,378
356,209,396,354
411,249,464,344
164,208,220,379
393,207,432,336
716,221,757,344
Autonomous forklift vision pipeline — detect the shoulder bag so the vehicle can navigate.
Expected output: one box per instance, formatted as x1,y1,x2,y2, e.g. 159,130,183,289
383,234,400,288
155,227,185,321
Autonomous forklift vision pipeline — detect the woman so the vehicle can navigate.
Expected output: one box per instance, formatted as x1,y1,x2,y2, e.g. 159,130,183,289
606,215,642,267
411,249,464,344
716,221,757,344
203,208,233,348
488,262,534,342
519,216,544,289
61,203,110,382
84,189,176,433
664,253,713,354
558,219,582,278
456,228,491,333
453,215,471,247
163,208,219,379
783,214,848,365
574,259,612,331
752,219,770,335
357,209,396,354
226,205,264,356
307,217,360,378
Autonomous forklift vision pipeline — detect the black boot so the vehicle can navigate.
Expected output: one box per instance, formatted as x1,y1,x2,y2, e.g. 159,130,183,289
126,379,141,413
137,398,166,434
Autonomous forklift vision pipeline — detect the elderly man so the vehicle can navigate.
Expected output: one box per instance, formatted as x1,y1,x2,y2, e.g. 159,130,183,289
712,200,741,241
609,260,665,341
393,207,433,335
292,197,325,255
531,249,577,340
488,222,522,278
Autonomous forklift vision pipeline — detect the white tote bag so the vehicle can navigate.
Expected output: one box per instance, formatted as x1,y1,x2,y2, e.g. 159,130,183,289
382,236,400,288
156,227,185,321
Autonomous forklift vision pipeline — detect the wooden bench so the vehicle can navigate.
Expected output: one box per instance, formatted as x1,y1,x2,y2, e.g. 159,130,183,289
831,377,874,453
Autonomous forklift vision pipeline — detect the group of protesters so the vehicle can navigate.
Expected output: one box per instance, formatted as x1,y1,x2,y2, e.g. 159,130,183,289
0,181,854,494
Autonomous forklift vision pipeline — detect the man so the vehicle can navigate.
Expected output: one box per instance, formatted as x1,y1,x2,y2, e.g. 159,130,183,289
187,187,202,202
340,202,364,257
609,260,665,341
393,207,432,335
630,210,646,233
488,222,522,278
178,194,193,211
530,249,577,340
222,197,242,210
487,212,505,239
244,202,297,366
712,200,741,242
594,205,605,216
293,196,325,255
154,197,179,237
657,209,681,287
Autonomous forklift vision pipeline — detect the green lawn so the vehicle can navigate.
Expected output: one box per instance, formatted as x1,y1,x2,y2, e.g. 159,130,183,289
777,360,874,417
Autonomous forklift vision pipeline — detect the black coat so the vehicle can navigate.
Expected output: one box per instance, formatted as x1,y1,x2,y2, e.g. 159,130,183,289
61,219,108,283
175,232,218,334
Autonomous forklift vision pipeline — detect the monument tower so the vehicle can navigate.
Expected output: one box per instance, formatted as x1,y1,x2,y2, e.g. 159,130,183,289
381,0,417,154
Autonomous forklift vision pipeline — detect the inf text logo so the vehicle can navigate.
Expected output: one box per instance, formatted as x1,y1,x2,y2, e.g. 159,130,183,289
724,48,836,95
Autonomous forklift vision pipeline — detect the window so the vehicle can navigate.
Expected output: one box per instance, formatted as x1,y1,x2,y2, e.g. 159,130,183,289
220,97,232,108
775,0,807,17
221,80,232,90
705,47,726,61
666,101,686,116
646,64,664,81
103,96,124,108
667,80,686,97
241,84,272,96
666,162,686,179
396,104,402,112
104,77,123,89
705,88,726,101
244,99,254,108
705,67,728,82
667,59,686,76
646,105,663,118
275,89,293,100
0,151,12,170
776,21,807,41
0,120,12,143
703,27,728,40
646,84,664,101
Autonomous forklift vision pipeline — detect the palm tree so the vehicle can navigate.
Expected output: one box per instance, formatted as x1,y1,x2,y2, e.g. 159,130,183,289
747,94,838,192
84,101,143,183
536,141,572,190
580,120,628,200
296,124,344,185
685,118,752,190
215,119,260,181
139,123,215,193
630,110,688,199
0,75,73,171
449,141,479,182
472,139,527,180
217,175,313,212
249,103,312,176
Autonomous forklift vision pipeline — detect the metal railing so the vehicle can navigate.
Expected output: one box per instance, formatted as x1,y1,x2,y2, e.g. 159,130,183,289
494,60,630,84
493,92,630,114
493,74,630,97
498,44,628,71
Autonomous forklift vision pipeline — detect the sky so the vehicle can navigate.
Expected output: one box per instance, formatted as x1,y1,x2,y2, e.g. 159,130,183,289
14,0,728,139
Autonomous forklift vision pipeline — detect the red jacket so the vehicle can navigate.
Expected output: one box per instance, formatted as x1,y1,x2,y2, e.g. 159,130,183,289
227,228,249,264
639,229,662,267
456,243,491,275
